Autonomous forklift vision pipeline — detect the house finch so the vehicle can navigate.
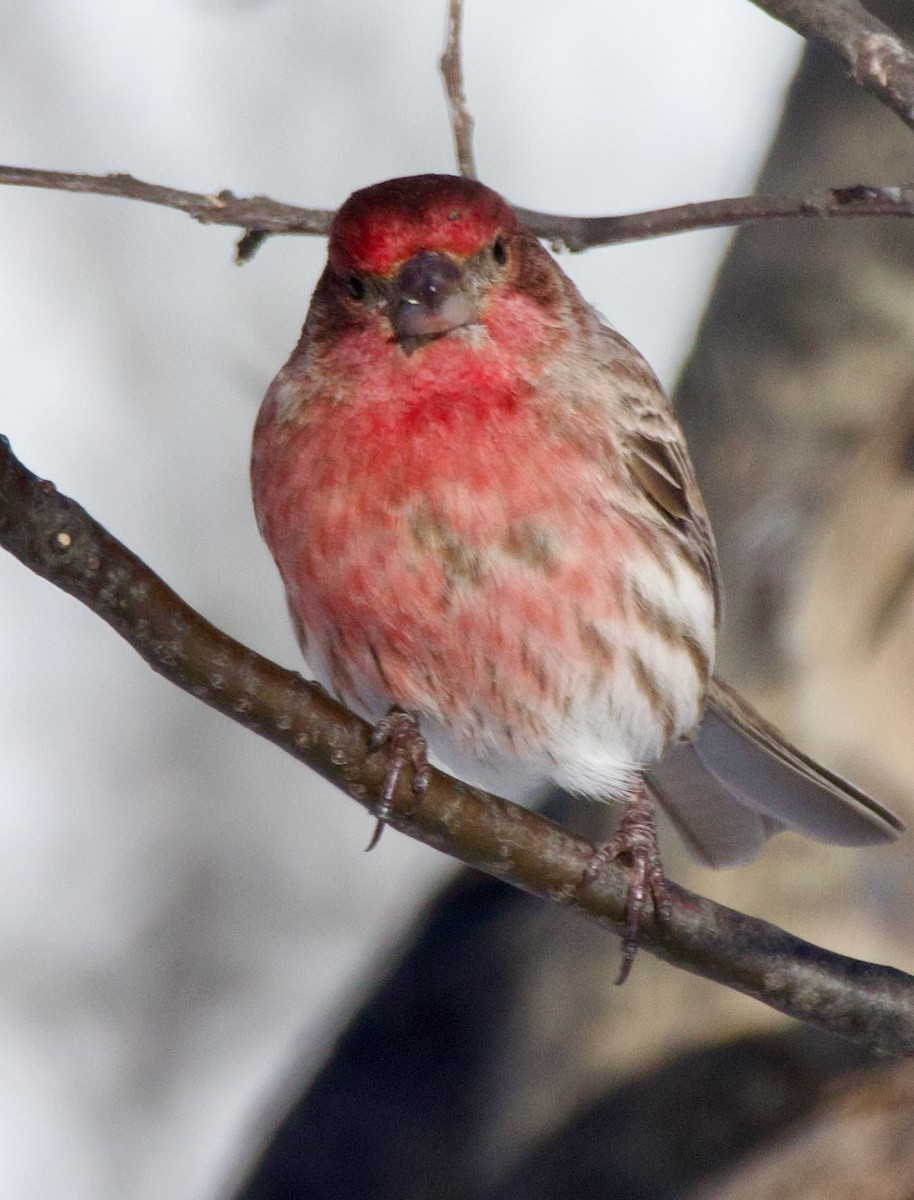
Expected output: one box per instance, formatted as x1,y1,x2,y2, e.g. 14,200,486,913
251,174,903,980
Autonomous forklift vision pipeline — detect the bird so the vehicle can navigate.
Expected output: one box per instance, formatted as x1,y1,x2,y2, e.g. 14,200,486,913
251,173,903,980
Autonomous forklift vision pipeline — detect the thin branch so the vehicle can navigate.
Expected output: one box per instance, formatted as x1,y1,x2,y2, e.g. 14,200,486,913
0,165,332,262
5,165,914,254
439,0,477,180
752,0,914,130
2,433,913,1054
514,184,914,250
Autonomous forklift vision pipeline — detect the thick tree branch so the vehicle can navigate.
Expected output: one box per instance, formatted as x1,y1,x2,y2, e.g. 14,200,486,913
1,434,912,1054
752,0,914,130
440,0,477,180
5,165,914,254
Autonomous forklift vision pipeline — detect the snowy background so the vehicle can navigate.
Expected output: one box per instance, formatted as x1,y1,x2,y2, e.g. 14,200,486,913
0,3,799,1197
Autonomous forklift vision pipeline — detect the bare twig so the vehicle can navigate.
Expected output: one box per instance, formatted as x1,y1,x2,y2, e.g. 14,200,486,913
439,0,477,180
5,165,914,254
515,184,914,251
0,165,332,261
752,0,914,130
1,433,913,1054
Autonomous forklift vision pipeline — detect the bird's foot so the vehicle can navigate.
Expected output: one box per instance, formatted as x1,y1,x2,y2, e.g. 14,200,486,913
584,786,672,985
365,706,430,850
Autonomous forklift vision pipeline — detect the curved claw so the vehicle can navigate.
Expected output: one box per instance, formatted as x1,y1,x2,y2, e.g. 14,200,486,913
365,818,387,853
583,785,671,984
365,707,430,850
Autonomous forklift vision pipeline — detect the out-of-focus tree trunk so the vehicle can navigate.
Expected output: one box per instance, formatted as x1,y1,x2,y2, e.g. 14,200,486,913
678,0,914,694
235,8,914,1197
675,0,914,965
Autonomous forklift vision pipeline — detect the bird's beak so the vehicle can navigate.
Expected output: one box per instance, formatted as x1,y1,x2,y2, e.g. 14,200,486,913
391,250,477,341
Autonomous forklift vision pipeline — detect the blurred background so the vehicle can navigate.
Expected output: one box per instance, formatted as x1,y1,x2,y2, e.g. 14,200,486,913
2,2,913,1197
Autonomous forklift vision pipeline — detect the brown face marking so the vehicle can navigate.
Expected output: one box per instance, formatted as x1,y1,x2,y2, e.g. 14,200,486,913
304,264,375,353
510,233,566,312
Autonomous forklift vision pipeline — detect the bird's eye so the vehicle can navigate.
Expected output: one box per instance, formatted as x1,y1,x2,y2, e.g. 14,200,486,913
346,274,366,301
492,237,508,266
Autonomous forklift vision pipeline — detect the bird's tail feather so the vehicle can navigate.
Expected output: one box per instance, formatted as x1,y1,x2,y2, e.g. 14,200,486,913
646,676,904,868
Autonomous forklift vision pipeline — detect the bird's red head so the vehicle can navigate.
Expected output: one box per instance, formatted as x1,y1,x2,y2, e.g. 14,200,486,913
328,174,518,278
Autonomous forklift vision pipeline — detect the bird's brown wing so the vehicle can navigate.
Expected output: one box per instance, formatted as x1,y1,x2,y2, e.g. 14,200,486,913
590,333,903,864
626,426,722,626
593,324,722,625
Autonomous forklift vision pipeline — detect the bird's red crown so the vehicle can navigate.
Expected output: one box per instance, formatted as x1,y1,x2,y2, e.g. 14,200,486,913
328,174,517,278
